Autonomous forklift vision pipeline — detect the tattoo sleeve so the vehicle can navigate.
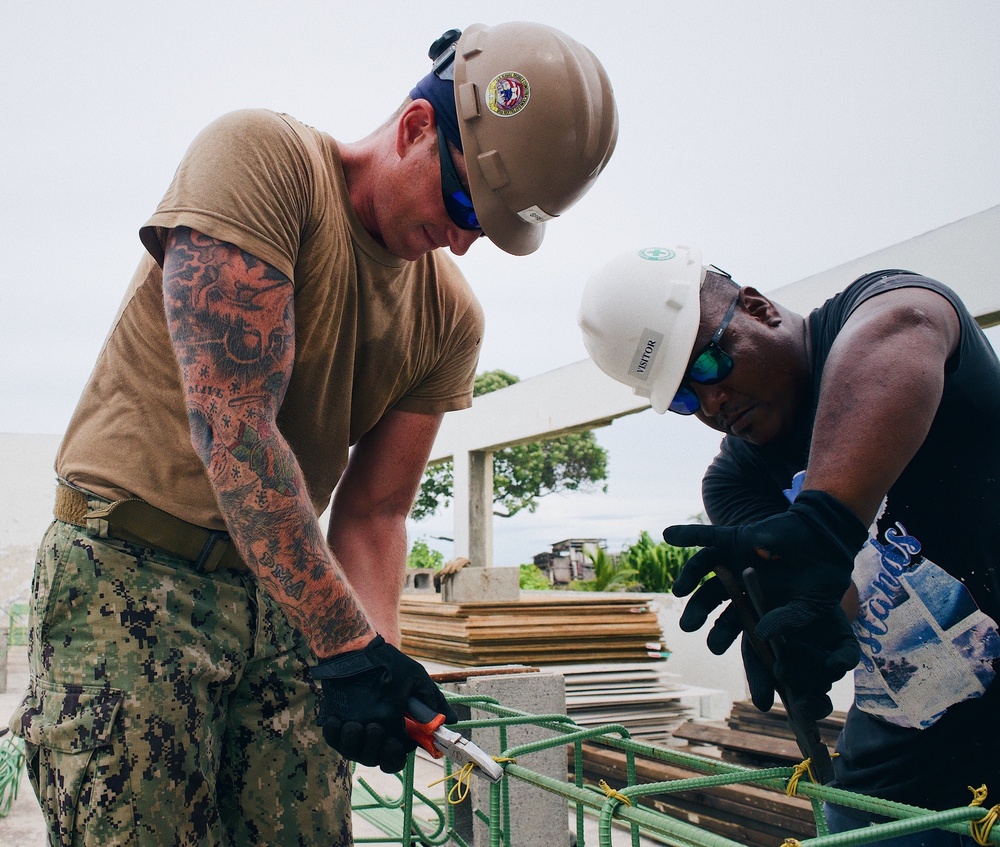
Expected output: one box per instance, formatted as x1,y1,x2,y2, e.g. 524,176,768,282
162,226,371,657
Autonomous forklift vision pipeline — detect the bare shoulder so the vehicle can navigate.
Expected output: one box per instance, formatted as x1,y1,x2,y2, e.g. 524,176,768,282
845,284,961,355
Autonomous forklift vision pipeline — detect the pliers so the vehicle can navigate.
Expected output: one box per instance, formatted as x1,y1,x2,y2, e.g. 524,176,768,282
405,697,505,784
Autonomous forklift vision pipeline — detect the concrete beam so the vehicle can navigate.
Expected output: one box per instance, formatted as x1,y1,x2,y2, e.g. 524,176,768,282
428,357,649,464
768,205,1000,325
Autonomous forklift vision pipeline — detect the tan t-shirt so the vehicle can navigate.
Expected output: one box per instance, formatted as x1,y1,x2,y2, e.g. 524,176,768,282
57,109,484,529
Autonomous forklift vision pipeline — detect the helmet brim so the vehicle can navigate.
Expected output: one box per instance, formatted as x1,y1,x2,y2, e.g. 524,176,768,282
646,292,701,415
452,22,616,257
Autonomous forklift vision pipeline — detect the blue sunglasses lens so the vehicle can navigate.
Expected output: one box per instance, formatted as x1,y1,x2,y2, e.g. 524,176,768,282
669,386,700,415
444,189,480,230
438,127,480,231
668,347,735,414
688,346,733,385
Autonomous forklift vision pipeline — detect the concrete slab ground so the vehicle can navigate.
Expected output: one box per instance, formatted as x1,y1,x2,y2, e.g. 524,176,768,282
0,647,44,847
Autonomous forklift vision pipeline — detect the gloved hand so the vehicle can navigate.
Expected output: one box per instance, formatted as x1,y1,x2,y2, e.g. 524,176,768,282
311,634,458,773
737,602,860,719
664,489,868,719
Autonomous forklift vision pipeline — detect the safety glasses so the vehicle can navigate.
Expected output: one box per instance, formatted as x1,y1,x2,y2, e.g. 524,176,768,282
668,291,739,415
436,125,480,231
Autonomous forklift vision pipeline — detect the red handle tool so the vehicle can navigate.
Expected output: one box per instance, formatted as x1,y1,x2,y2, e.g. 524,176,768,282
404,697,447,758
404,697,504,783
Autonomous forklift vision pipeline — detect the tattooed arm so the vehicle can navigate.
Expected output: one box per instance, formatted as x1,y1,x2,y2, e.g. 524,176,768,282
162,226,372,659
328,409,443,647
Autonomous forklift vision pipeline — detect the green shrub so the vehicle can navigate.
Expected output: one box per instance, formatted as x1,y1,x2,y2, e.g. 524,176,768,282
518,563,551,590
618,530,696,593
406,539,444,571
567,546,638,592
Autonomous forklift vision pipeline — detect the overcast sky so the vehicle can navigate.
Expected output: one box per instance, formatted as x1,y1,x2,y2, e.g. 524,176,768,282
2,2,998,565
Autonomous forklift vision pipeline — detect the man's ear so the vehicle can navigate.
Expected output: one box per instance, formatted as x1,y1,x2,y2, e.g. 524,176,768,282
396,99,435,158
741,286,782,327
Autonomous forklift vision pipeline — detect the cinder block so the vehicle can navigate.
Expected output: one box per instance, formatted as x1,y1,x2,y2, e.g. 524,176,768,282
440,566,520,603
450,671,569,847
403,568,437,593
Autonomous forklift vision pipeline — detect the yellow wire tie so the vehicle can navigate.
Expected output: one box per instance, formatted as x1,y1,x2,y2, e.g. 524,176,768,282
971,806,999,846
970,785,990,808
427,763,475,805
781,839,803,847
426,757,513,805
968,786,998,846
785,758,816,797
599,779,633,807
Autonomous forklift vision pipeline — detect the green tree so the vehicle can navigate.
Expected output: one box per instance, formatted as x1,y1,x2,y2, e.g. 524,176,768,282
406,538,445,570
410,370,609,520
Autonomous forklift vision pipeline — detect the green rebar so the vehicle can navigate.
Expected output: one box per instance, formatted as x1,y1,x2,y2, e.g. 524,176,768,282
0,733,26,819
350,693,993,847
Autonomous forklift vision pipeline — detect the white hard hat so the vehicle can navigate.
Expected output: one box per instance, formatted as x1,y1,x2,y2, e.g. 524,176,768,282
578,246,705,414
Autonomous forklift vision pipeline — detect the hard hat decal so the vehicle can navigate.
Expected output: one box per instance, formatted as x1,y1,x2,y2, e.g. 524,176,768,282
638,248,676,261
517,205,555,224
628,329,664,382
486,72,530,117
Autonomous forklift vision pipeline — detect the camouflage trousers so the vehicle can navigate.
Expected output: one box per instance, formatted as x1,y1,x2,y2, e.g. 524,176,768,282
8,510,353,847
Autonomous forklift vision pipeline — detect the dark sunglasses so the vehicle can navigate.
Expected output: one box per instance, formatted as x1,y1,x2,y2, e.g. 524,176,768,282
669,291,740,415
436,125,480,231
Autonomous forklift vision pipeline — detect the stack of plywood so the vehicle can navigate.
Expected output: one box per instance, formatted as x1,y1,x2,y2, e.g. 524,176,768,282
400,592,665,667
673,701,845,768
401,592,722,744
546,662,720,744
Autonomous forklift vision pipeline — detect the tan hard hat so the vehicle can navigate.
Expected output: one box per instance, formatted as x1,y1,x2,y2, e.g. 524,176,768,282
453,22,619,256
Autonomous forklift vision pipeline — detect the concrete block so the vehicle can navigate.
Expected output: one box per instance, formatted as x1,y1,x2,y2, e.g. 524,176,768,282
450,671,569,847
440,566,520,603
403,568,437,593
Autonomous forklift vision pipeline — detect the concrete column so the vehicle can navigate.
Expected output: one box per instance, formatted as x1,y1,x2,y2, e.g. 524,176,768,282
452,450,471,561
451,449,494,569
449,671,570,847
468,450,494,569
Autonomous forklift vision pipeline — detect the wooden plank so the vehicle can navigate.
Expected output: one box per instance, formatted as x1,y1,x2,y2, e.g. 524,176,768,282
577,743,816,847
726,701,845,747
645,795,808,847
672,722,806,763
428,665,538,682
579,743,813,822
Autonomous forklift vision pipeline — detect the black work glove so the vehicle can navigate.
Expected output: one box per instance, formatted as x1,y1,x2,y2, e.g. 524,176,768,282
664,489,868,719
311,634,458,773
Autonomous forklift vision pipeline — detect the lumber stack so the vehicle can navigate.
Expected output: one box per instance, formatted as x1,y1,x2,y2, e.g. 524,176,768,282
400,592,665,666
726,700,844,748
576,704,849,847
576,742,817,847
673,701,845,769
401,592,712,742
548,662,713,744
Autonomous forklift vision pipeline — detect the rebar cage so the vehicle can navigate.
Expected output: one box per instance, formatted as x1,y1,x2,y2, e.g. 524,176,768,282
352,693,995,847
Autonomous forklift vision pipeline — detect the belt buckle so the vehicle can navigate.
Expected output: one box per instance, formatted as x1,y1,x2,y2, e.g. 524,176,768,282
195,531,230,572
